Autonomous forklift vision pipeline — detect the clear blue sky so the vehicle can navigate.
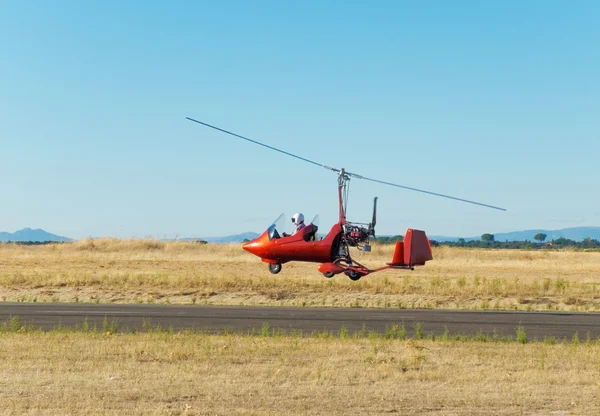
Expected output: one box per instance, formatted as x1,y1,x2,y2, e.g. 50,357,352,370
1,1,599,239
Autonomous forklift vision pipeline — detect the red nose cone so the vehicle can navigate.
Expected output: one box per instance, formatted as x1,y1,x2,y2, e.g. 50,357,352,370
242,238,262,256
242,230,271,259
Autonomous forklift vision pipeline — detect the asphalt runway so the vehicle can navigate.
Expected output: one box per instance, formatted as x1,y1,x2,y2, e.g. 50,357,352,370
2,302,600,339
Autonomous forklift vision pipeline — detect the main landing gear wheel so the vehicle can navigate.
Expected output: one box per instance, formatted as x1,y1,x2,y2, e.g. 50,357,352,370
268,263,282,274
346,270,362,281
323,272,334,278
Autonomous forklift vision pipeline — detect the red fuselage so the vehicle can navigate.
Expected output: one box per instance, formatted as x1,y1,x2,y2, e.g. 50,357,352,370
242,223,342,264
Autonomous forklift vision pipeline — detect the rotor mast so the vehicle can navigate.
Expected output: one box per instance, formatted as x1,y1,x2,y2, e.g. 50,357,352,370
338,169,349,225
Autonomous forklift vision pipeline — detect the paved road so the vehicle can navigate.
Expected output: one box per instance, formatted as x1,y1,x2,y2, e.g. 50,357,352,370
1,302,599,339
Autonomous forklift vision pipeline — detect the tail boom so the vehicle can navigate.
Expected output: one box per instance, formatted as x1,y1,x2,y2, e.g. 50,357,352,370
317,228,433,278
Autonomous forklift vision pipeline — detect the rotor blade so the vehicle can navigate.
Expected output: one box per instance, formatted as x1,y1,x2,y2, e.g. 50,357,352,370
346,171,506,211
186,117,339,172
186,117,505,211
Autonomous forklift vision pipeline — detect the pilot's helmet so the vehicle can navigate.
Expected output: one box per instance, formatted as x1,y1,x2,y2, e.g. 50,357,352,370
291,213,304,225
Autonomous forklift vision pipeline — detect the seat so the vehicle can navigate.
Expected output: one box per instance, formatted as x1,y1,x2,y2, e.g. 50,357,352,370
303,224,318,242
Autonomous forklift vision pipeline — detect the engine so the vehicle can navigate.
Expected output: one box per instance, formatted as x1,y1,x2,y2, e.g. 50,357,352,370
343,224,372,247
341,197,378,251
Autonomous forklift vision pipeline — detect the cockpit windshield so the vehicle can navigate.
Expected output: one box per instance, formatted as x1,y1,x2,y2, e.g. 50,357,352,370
266,213,320,240
267,213,286,240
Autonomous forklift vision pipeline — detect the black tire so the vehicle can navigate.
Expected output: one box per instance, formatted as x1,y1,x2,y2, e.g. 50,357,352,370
323,272,334,278
347,270,362,281
268,263,282,274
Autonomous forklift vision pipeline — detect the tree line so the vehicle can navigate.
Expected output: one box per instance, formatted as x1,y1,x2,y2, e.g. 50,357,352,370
375,233,600,250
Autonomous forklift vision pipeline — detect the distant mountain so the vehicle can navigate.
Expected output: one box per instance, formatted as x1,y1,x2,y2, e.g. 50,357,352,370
0,228,72,242
5,226,597,244
180,232,260,244
430,226,600,242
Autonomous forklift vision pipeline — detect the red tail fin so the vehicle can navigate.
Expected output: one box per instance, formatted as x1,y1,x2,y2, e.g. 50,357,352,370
404,229,433,266
389,241,405,265
388,229,433,267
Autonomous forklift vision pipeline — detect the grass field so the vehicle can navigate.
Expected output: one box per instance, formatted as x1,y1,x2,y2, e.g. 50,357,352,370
1,329,600,415
1,239,600,310
0,239,600,311
3,241,600,415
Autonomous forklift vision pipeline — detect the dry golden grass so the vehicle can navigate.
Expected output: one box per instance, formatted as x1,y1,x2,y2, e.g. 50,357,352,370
1,331,599,415
1,239,600,310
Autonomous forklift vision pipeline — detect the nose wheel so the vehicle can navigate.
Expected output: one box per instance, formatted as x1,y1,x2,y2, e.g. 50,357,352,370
268,263,282,274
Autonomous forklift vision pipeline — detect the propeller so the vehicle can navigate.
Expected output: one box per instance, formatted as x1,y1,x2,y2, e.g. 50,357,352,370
369,197,377,237
186,117,506,211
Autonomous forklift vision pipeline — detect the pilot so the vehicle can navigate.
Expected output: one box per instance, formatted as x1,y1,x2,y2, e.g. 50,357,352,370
283,213,306,237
